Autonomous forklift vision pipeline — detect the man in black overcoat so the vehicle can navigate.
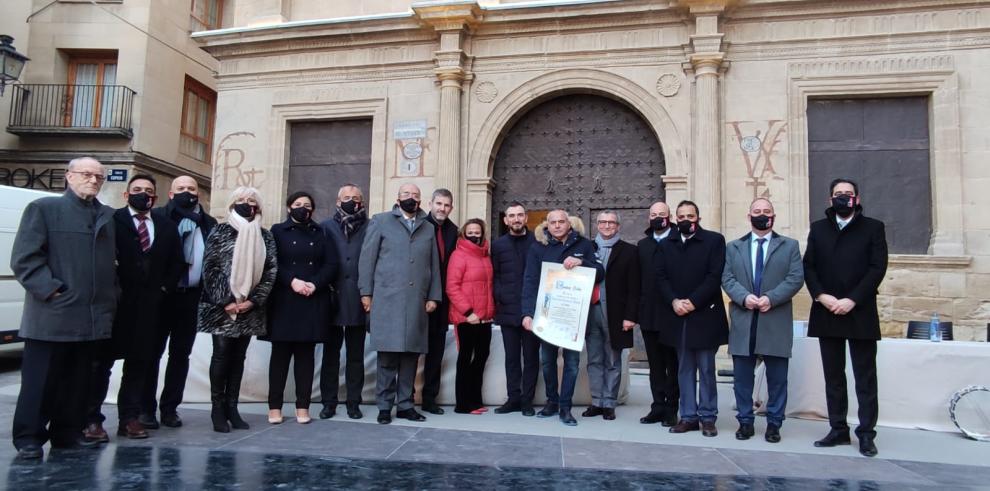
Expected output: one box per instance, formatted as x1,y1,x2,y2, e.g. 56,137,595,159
86,174,183,441
420,188,458,414
804,178,888,457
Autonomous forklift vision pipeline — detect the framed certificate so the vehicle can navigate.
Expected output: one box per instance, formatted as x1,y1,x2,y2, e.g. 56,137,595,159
531,262,597,351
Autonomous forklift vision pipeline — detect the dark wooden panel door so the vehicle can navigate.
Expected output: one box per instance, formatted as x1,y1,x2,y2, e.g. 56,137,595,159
491,94,665,243
288,120,372,222
808,97,931,253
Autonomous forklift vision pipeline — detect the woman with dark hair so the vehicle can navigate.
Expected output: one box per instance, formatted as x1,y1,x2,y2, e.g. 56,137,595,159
264,191,338,424
198,186,277,433
445,218,495,414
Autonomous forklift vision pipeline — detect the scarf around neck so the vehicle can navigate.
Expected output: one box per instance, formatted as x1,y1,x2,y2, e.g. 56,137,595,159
227,210,266,303
595,234,620,268
334,205,368,239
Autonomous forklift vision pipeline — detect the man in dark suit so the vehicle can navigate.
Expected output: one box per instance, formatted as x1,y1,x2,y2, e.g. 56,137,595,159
85,174,183,442
583,210,639,421
141,175,217,429
804,178,888,457
636,201,679,426
10,157,117,460
420,188,458,414
655,200,728,437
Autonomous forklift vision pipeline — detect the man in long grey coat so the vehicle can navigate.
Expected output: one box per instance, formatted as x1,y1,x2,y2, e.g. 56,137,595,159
359,183,442,425
721,198,803,444
10,157,117,460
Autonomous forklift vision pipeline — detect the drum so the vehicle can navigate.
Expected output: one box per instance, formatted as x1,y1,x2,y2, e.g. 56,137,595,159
949,385,990,442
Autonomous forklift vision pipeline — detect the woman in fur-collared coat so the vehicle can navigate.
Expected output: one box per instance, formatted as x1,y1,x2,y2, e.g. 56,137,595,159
198,186,277,433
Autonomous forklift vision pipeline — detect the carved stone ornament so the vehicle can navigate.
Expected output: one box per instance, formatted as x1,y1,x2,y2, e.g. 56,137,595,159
656,73,681,97
475,81,498,103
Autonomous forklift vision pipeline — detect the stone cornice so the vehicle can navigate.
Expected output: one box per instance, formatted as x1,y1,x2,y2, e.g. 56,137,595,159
472,46,686,73
888,254,972,269
729,0,988,21
412,1,482,32
678,0,737,15
788,54,954,78
728,30,990,60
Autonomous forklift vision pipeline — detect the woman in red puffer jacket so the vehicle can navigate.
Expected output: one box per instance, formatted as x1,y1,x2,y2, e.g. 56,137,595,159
446,218,496,414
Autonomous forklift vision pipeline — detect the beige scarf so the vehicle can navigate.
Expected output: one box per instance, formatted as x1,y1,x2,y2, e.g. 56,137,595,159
227,209,266,305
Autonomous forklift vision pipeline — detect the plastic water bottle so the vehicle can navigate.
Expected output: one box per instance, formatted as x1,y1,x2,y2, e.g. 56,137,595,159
930,312,942,342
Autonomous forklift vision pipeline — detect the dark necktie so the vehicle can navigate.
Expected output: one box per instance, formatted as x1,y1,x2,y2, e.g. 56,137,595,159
136,214,151,252
436,226,446,262
754,238,766,295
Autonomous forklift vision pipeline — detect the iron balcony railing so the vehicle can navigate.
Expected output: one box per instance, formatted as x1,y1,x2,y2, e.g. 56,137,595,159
7,84,136,138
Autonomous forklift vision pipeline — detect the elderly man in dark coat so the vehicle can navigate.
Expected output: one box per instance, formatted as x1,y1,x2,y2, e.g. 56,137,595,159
655,200,727,438
722,198,804,444
85,174,183,442
319,184,370,420
359,183,442,425
804,178,888,457
9,157,117,460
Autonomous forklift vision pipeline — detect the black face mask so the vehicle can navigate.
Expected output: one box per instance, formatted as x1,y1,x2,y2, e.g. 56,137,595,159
831,195,855,218
128,192,155,212
398,198,419,214
650,217,669,232
750,214,773,231
172,191,198,209
289,207,312,223
466,236,482,246
677,220,697,236
340,200,360,215
233,203,256,220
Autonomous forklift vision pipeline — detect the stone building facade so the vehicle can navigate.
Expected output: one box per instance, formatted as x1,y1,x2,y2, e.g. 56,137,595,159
0,0,219,207
194,0,990,340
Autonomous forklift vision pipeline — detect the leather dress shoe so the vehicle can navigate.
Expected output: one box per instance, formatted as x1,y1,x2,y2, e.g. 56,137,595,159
84,422,110,444
319,406,336,420
521,405,535,417
396,409,427,422
537,404,559,418
765,424,781,443
421,404,444,415
494,401,520,414
701,421,718,437
377,410,392,425
814,429,851,447
735,423,755,440
640,411,664,424
602,408,616,420
669,419,700,433
859,436,878,457
137,413,160,430
346,404,363,420
16,444,43,460
161,413,183,428
581,406,604,418
118,420,150,439
662,414,679,427
559,409,578,426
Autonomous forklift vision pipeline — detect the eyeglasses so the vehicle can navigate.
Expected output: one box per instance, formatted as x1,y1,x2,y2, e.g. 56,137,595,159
68,171,106,183
597,220,618,226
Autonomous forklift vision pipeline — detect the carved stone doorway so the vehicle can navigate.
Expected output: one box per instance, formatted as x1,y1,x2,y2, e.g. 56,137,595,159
490,93,666,242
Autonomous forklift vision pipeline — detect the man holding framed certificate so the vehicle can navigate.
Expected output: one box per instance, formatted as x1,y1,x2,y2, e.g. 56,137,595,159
521,210,604,426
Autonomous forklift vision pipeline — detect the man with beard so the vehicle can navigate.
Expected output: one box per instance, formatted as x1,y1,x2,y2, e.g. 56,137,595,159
139,176,217,429
420,188,458,415
804,179,888,457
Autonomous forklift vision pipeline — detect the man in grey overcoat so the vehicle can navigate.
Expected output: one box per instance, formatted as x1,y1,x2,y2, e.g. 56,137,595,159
9,157,117,460
721,197,803,444
359,183,442,425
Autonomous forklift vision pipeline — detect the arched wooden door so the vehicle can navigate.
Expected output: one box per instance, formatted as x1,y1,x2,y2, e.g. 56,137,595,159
490,93,665,241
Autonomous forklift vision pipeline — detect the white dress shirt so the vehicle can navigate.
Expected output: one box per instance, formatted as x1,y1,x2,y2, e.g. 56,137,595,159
129,207,155,244
750,232,771,281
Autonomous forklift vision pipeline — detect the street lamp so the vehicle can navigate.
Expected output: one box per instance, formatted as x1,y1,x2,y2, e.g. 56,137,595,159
0,35,29,97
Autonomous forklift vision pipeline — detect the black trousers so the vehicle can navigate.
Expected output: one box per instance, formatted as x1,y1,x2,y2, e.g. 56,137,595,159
88,355,151,425
143,287,200,416
454,323,492,412
500,324,540,406
320,325,366,408
641,330,680,417
420,311,448,406
819,337,879,439
268,342,315,409
13,339,95,449
210,335,251,403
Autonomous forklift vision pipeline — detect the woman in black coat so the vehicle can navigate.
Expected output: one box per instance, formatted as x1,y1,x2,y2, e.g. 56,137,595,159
265,191,338,425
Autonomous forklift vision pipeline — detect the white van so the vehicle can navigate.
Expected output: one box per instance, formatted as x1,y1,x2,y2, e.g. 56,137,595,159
0,186,60,345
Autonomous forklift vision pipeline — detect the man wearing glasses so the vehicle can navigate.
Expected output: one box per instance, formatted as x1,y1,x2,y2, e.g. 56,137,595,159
583,211,639,421
804,178,888,457
10,157,117,460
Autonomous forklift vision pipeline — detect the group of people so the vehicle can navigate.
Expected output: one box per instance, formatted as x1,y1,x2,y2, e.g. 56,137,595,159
9,156,888,462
